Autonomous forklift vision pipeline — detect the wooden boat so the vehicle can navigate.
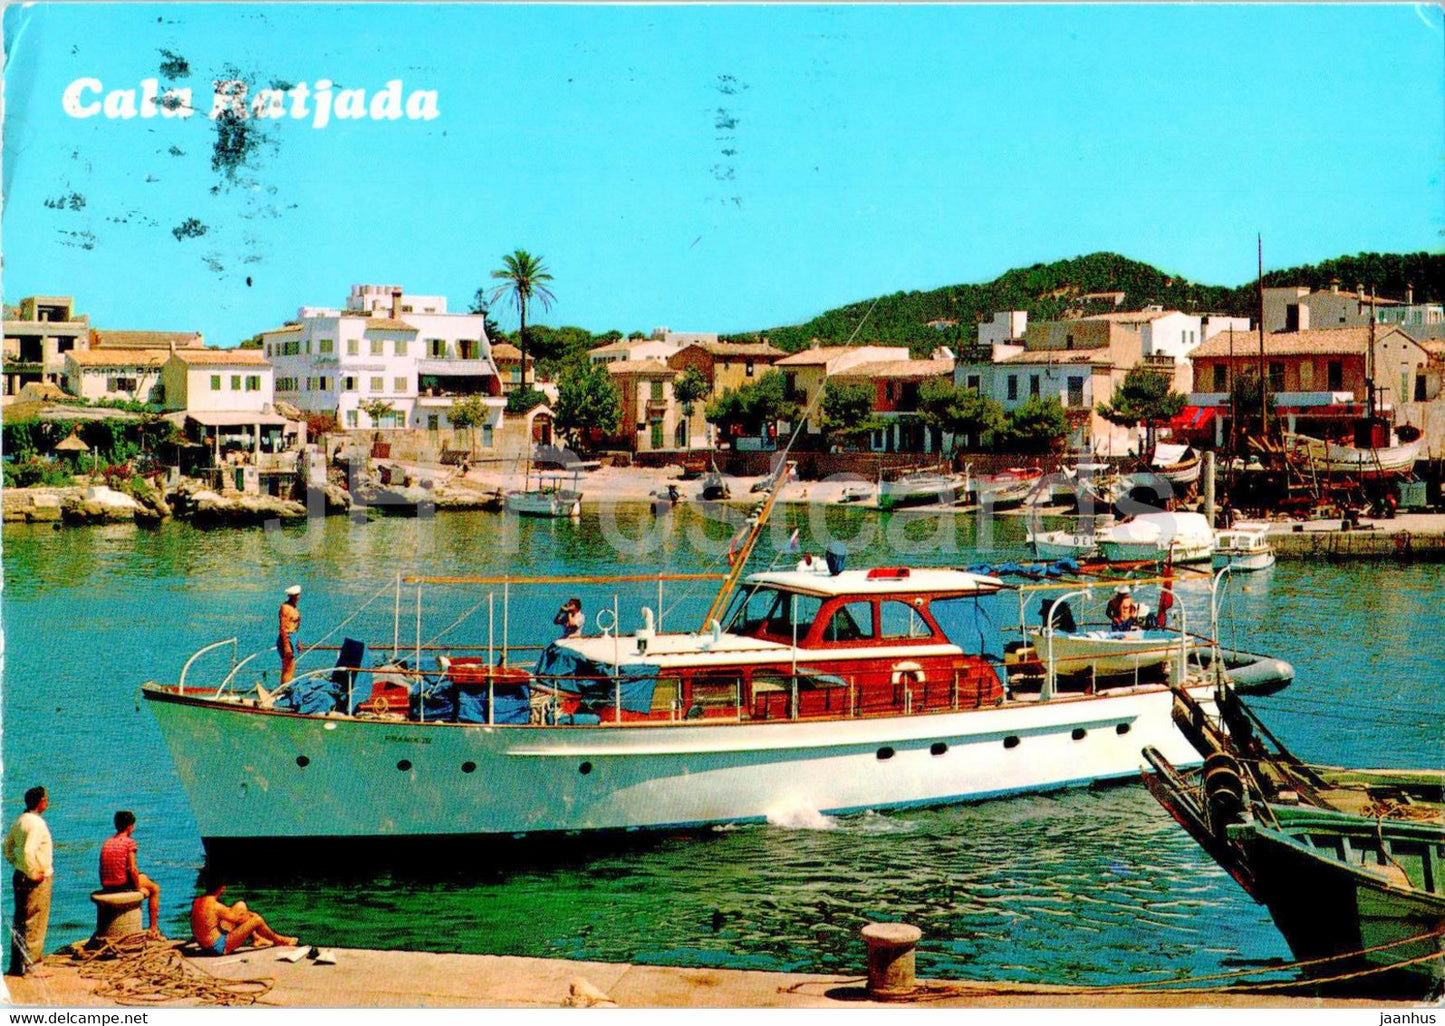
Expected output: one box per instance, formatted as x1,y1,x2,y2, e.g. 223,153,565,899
1213,526,1276,572
504,472,582,518
1150,444,1202,486
1144,748,1445,997
877,471,968,511
974,467,1044,510
1284,432,1423,478
1098,512,1214,564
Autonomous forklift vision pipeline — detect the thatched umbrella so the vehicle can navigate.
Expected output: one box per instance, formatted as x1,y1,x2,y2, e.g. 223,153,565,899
54,429,90,454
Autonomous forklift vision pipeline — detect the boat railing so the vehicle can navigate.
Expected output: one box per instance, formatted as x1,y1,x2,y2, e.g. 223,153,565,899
179,637,238,692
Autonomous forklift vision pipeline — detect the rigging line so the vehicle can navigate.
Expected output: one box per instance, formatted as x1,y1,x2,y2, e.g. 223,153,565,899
295,578,396,661
419,594,492,651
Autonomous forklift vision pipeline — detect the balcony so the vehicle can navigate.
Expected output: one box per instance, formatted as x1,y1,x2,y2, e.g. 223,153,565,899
418,358,494,377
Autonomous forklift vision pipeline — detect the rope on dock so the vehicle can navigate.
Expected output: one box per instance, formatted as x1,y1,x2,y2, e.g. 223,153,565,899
779,927,1445,1001
52,933,276,1006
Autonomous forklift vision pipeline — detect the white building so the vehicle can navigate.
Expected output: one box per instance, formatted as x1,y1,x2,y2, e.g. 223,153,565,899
977,311,1028,350
63,349,167,403
261,284,505,437
1202,315,1252,341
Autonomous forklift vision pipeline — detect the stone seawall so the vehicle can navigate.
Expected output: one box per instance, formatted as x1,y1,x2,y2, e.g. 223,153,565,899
1271,526,1445,562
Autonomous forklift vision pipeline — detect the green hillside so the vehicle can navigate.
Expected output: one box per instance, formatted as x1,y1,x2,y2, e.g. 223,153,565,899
733,250,1444,355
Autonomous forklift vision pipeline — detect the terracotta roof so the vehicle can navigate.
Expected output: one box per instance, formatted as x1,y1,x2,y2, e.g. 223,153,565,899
166,348,272,367
490,343,523,360
684,341,785,359
774,346,858,367
1079,310,1181,324
606,359,674,376
836,358,954,380
260,324,304,337
360,318,418,333
66,348,167,368
1189,326,1421,359
92,329,203,349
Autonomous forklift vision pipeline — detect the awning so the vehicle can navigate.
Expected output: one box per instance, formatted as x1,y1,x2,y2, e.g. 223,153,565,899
1167,406,1220,432
182,410,291,428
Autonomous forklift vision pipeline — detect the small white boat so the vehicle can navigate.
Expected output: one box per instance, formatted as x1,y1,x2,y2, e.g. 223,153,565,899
1098,511,1214,564
837,484,873,504
504,472,582,518
1029,627,1180,677
1212,526,1276,572
1028,529,1101,560
878,471,969,511
1150,444,1201,486
975,467,1044,510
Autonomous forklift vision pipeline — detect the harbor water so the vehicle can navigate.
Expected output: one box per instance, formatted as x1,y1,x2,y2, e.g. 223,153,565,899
3,506,1442,986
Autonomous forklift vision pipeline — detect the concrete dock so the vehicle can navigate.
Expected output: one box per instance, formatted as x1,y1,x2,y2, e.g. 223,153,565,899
2,946,1422,1009
1265,512,1445,561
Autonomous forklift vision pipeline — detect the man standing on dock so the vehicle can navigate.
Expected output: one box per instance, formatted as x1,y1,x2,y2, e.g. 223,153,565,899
4,786,54,979
278,585,302,684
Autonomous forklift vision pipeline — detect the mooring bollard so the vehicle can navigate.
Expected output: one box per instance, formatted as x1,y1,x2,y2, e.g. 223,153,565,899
861,921,922,998
90,890,144,941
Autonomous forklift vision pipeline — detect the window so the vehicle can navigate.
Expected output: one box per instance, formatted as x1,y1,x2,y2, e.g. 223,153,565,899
347,339,359,356
1065,333,1074,350
304,340,312,355
108,376,138,393
401,304,413,313
965,374,980,392
650,380,664,401
885,382,896,402
318,339,334,355
427,415,439,431
342,376,357,392
1006,375,1018,401
210,375,221,390
318,377,330,392
1327,360,1343,391
394,339,408,357
880,600,931,639
370,376,384,393
821,601,873,643
345,409,359,428
394,376,407,393
245,375,260,392
1298,361,1314,390
1030,375,1041,397
745,359,755,377
370,338,384,356
481,424,494,447
230,375,242,390
429,339,447,358
1212,364,1229,391
1268,362,1285,392
1067,376,1084,408
1416,374,1429,402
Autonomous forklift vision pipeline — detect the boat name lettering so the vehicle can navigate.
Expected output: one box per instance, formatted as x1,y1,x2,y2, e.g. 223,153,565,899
383,735,433,745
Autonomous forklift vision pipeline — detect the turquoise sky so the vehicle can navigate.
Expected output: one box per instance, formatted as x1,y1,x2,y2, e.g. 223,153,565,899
4,4,1442,345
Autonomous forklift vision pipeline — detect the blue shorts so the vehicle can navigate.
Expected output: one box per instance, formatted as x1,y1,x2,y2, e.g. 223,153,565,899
208,931,228,956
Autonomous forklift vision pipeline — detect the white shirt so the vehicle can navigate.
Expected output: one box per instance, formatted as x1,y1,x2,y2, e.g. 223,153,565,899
2,811,54,880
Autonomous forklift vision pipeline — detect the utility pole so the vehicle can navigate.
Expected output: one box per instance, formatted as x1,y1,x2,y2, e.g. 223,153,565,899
1365,282,1377,421
1256,235,1268,439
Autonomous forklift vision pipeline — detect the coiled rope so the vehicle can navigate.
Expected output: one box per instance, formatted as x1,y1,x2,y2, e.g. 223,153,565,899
50,933,275,1007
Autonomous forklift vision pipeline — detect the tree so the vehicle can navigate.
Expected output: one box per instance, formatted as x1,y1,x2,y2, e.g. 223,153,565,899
489,249,555,390
1000,396,1069,453
705,371,799,439
359,398,397,429
918,379,1006,450
467,290,506,344
672,366,711,450
555,363,621,451
820,381,884,449
1097,365,1186,455
449,394,489,454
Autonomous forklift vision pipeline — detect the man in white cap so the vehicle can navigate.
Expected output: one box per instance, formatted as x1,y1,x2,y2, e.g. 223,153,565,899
278,586,302,683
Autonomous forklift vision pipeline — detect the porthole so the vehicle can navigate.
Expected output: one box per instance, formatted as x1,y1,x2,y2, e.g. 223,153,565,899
1115,723,1131,736
397,759,412,771
295,756,310,768
462,761,477,774
579,761,593,775
930,742,948,757
1071,728,1087,741
876,747,895,761
1003,736,1020,749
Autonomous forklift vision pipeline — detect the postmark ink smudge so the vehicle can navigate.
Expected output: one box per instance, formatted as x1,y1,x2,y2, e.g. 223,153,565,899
158,49,191,80
43,192,87,211
171,218,208,241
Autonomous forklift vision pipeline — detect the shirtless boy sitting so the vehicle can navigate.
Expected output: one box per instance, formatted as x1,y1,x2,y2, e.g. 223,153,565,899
190,873,298,956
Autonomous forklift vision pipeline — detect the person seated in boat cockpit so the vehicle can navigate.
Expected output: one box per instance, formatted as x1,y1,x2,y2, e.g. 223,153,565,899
1106,585,1139,631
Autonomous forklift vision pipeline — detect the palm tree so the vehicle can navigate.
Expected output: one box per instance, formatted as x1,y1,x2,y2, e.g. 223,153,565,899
489,249,555,389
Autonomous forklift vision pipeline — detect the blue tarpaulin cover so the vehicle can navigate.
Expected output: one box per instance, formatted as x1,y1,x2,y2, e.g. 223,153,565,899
534,643,659,714
279,638,364,714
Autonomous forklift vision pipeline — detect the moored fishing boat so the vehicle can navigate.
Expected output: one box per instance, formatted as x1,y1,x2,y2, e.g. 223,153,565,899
876,470,969,511
1284,430,1423,478
1098,512,1214,564
1212,526,1276,572
974,466,1044,510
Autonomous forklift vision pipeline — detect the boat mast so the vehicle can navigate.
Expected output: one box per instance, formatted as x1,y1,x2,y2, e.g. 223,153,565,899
1366,283,1377,422
1256,235,1268,439
699,460,793,630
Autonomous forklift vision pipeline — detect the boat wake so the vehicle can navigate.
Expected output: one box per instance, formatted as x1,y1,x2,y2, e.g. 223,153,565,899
765,801,839,831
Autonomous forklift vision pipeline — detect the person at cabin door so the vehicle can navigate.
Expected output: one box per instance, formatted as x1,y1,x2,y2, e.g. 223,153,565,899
277,585,302,683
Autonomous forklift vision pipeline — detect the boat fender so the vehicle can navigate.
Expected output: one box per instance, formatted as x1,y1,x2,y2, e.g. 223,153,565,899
891,661,926,686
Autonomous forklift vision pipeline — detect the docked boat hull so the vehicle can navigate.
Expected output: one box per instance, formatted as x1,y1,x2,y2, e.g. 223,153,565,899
504,490,581,517
1212,550,1276,572
1098,538,1213,564
145,683,1208,845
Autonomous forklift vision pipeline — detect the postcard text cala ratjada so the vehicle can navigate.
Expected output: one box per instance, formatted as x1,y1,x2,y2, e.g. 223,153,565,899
61,78,439,128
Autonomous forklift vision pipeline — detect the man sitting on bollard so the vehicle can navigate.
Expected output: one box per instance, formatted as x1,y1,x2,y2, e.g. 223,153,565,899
190,872,298,956
99,810,163,938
